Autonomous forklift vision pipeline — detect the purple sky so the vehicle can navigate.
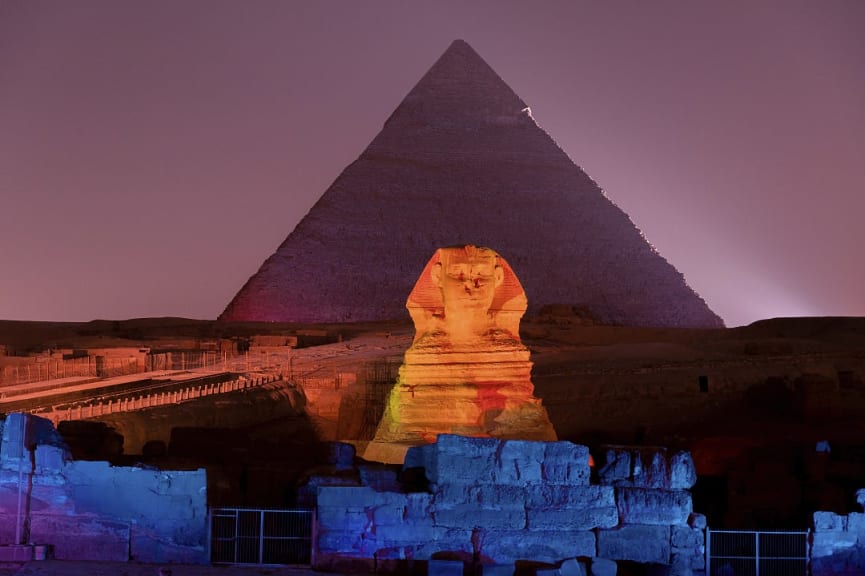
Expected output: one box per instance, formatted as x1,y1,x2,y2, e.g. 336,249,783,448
1,1,863,327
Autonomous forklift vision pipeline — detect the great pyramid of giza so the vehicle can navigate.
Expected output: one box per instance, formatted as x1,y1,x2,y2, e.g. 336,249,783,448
220,40,724,328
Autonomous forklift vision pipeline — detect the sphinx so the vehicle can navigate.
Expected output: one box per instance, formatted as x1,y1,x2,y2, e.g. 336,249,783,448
363,245,556,464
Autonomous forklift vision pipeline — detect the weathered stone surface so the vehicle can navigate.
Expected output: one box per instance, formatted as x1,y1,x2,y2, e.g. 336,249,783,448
669,451,697,489
364,247,556,464
478,529,596,564
670,526,702,549
559,558,587,576
589,557,618,576
411,528,474,559
811,530,858,559
433,505,526,530
526,484,618,529
813,510,847,531
480,563,516,576
497,440,545,485
29,515,130,561
434,483,527,508
219,40,724,330
616,488,691,526
597,447,695,490
542,442,591,486
597,525,671,564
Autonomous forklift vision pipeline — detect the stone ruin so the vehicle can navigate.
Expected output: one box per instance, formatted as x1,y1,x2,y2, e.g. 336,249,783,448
0,413,207,563
220,39,723,329
316,435,705,575
364,246,556,464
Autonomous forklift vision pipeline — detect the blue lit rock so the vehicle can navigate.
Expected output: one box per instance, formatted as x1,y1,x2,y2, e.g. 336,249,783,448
616,488,692,526
597,525,671,564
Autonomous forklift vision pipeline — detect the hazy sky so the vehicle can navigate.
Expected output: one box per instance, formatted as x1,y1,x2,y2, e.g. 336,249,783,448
1,1,863,327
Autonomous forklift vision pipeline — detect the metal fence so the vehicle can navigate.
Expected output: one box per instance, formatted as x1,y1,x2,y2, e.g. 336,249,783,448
210,508,313,565
707,528,809,576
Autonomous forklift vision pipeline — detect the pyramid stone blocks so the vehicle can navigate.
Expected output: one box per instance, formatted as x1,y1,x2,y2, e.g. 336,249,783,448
221,40,723,329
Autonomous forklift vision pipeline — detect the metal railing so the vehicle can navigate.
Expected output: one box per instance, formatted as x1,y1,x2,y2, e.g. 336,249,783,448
707,528,809,576
210,507,313,565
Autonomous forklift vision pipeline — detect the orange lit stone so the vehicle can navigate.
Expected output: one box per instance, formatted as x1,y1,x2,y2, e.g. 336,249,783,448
363,245,556,464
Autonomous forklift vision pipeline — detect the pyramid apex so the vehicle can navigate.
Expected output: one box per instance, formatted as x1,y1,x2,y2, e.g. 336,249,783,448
384,39,527,128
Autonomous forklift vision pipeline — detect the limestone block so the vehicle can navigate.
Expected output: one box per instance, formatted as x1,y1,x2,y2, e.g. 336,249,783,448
35,444,67,475
373,504,406,526
536,569,559,576
597,447,696,490
589,557,617,576
28,483,71,513
443,453,498,485
477,530,595,564
848,512,865,534
376,522,443,545
434,483,527,509
671,549,704,571
405,492,434,521
671,526,703,549
811,530,858,558
1,414,65,471
597,449,630,485
434,505,526,530
632,451,669,489
813,511,847,531
526,485,617,529
411,528,474,559
29,514,130,561
543,442,591,486
669,451,697,489
480,563,515,576
597,525,671,564
528,485,616,509
526,506,618,531
429,558,465,576
317,507,372,533
130,525,207,564
559,557,587,576
317,485,382,508
616,488,692,526
318,529,372,554
496,440,544,485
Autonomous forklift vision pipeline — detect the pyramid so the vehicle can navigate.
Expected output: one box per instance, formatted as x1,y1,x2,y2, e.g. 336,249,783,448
220,40,724,328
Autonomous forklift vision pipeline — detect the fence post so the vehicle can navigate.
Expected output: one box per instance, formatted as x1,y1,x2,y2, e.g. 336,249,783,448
705,527,711,574
755,530,760,576
259,510,265,564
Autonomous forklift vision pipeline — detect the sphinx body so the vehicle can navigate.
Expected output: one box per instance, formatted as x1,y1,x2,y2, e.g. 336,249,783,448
363,245,556,464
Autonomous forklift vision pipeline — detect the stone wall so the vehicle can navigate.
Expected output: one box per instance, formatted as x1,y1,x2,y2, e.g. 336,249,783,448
314,435,705,575
811,498,865,576
0,413,207,563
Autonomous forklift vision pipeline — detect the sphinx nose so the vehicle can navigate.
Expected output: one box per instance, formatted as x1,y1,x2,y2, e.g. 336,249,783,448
473,278,480,288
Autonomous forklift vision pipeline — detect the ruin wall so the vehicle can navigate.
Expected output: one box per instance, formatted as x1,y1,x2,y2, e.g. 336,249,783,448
314,435,705,575
0,413,207,563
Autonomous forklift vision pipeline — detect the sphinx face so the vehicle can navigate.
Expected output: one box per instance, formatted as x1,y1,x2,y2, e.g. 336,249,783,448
440,252,499,312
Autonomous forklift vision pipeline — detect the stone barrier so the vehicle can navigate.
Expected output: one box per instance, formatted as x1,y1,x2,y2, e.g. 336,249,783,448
314,435,703,575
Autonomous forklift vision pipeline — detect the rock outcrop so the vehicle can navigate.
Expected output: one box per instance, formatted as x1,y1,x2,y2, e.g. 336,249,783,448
363,246,556,464
220,39,723,328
